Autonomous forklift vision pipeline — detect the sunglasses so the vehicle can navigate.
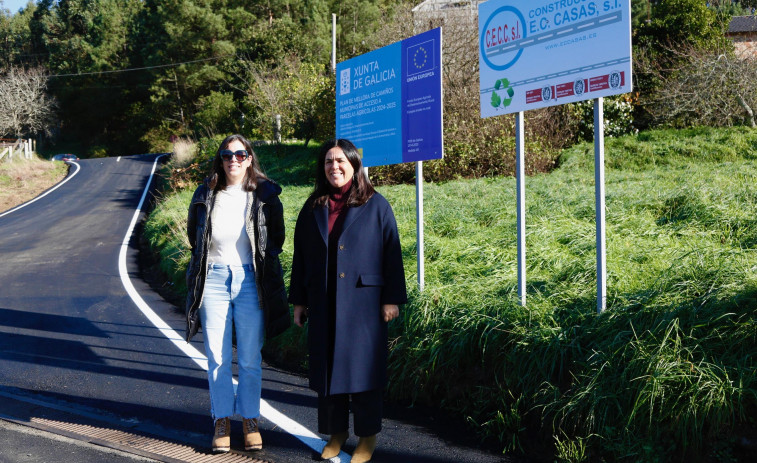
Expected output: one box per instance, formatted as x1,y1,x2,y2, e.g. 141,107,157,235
219,149,249,162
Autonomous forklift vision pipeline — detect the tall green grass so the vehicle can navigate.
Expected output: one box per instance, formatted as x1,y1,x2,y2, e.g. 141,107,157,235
144,127,757,462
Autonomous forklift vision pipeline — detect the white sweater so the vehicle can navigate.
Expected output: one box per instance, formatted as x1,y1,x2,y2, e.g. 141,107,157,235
207,184,253,265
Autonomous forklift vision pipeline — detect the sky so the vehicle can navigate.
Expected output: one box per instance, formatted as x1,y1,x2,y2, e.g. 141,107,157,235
1,0,34,14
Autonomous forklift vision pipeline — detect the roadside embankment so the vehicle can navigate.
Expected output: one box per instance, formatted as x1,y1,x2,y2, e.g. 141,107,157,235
0,154,68,213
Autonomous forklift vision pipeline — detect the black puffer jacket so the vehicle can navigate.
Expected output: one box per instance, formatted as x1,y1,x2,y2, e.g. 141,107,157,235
185,178,290,342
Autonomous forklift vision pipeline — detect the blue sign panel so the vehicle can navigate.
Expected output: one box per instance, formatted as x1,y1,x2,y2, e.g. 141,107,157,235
336,28,443,168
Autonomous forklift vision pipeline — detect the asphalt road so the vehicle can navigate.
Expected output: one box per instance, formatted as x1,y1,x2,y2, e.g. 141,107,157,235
0,154,530,463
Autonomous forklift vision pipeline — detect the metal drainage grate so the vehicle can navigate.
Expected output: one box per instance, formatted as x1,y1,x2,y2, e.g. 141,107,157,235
25,416,271,463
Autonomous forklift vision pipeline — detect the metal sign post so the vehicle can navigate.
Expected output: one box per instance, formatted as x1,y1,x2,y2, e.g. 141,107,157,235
416,161,425,290
515,111,526,306
331,14,337,73
594,98,607,313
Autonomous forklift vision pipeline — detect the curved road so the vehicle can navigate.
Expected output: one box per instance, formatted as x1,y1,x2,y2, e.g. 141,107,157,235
0,154,527,463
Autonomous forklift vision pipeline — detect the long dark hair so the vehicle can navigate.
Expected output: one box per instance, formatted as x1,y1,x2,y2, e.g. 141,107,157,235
208,134,267,192
310,139,374,208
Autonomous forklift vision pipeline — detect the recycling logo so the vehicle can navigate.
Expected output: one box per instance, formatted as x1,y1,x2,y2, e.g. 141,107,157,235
490,78,514,109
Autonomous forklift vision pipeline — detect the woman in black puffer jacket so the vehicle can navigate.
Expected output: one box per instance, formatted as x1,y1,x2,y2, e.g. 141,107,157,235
184,134,289,454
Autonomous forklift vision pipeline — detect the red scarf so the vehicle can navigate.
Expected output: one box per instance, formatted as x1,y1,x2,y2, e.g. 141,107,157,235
327,179,352,234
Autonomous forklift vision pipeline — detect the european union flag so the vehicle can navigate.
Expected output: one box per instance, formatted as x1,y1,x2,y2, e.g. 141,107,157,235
406,39,435,77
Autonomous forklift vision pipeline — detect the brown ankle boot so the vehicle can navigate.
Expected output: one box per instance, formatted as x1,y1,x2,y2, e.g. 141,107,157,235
350,434,377,463
212,417,231,453
243,417,263,451
320,431,348,459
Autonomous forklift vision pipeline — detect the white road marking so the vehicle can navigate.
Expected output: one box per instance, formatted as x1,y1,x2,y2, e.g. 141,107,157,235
0,161,81,218
117,154,347,461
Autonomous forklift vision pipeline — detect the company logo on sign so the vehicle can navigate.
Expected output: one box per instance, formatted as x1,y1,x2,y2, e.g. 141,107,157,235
480,6,526,71
340,68,351,96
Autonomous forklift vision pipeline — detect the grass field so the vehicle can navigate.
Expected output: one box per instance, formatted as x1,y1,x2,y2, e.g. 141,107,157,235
0,153,68,213
144,127,757,462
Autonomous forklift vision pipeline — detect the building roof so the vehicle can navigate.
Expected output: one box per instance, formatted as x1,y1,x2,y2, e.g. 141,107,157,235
412,0,482,13
728,15,757,34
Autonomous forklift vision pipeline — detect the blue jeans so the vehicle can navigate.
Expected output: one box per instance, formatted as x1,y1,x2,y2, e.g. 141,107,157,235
200,264,264,419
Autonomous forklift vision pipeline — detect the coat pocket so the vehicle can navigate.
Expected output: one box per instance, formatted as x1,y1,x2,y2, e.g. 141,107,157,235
357,274,384,287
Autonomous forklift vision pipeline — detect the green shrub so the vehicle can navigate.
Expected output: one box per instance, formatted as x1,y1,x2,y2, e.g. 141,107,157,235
570,94,638,142
239,60,334,146
88,145,108,158
143,189,194,295
193,91,240,137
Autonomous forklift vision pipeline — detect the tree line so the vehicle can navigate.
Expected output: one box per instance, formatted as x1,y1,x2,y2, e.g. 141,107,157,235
0,0,398,155
0,0,755,167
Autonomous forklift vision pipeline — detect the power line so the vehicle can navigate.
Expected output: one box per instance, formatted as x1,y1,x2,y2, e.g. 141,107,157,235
45,54,234,78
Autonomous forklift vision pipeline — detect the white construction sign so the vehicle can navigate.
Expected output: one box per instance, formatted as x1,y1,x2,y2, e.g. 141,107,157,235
478,0,632,117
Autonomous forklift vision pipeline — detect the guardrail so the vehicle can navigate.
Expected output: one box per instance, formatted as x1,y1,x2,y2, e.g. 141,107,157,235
0,138,33,161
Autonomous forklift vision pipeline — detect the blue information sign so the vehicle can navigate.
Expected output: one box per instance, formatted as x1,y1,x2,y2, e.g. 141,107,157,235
336,28,443,168
478,0,632,117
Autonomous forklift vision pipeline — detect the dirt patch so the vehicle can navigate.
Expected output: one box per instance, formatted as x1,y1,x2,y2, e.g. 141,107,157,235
0,156,68,213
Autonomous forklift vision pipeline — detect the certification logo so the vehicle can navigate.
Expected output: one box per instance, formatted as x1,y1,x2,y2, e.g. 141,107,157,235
340,68,351,95
541,86,552,101
407,39,435,77
574,79,585,96
609,71,621,89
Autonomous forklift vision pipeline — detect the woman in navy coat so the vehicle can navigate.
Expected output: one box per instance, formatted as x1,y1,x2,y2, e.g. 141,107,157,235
289,139,407,463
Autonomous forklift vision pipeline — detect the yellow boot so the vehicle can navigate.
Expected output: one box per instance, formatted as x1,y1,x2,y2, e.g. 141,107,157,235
350,434,377,463
211,417,231,453
321,431,348,459
243,417,263,451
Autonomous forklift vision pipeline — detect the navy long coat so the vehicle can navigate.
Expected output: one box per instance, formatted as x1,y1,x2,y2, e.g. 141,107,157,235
288,192,407,396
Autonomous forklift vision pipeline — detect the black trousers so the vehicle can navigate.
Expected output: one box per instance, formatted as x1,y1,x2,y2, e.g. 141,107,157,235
317,389,383,437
